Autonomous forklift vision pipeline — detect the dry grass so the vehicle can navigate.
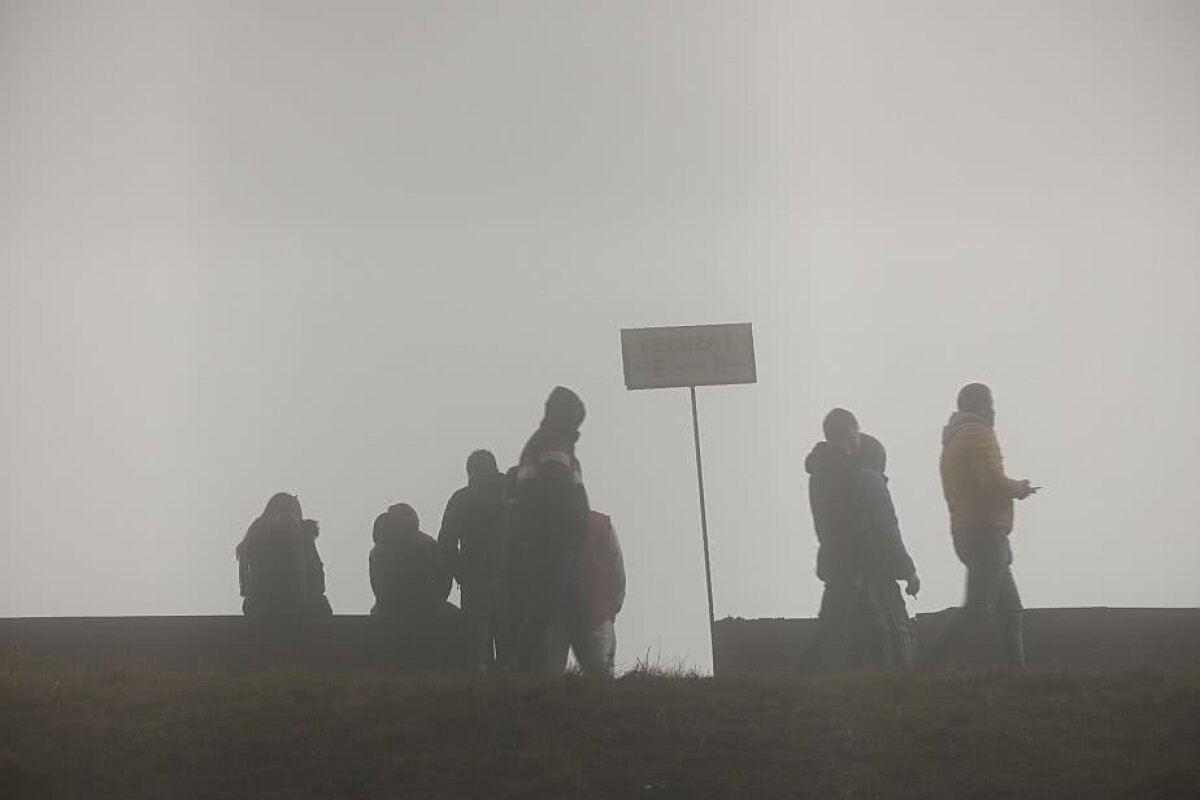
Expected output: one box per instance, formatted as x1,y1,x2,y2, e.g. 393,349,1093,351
2,660,1198,799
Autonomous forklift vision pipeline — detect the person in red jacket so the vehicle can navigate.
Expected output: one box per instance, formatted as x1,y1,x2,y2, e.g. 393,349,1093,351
544,509,627,678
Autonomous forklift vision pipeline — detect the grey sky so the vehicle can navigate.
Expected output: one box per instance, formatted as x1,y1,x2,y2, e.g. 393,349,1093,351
3,0,1198,670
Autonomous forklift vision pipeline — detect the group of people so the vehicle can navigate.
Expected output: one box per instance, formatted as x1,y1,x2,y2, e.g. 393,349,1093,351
235,386,626,678
806,382,1037,670
237,379,1035,676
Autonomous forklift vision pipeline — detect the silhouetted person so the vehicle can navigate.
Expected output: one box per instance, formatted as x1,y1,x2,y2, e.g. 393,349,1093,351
439,449,506,670
369,504,452,622
237,492,325,622
513,386,590,672
933,383,1038,669
491,466,526,671
804,408,864,670
544,509,626,678
853,434,919,669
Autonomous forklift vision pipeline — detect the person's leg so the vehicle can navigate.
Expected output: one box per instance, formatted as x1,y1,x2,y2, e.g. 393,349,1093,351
876,580,914,670
994,537,1026,669
573,620,616,679
805,579,859,672
850,581,889,668
460,582,494,671
540,617,571,674
931,531,1008,666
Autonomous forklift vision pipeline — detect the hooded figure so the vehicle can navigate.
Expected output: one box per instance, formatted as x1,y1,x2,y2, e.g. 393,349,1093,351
805,440,862,584
439,449,506,669
512,386,591,671
802,408,866,671
370,504,452,620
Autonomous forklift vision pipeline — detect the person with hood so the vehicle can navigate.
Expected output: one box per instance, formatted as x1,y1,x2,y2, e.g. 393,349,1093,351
560,508,628,677
852,433,920,669
933,383,1038,669
439,449,507,670
803,408,865,670
512,386,591,672
237,492,329,621
369,503,452,622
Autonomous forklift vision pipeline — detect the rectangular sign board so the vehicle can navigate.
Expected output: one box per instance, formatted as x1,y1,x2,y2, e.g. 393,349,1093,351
621,323,757,390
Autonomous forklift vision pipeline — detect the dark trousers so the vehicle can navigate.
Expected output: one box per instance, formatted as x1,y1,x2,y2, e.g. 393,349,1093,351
460,581,495,670
804,579,861,671
860,579,914,669
933,529,1026,668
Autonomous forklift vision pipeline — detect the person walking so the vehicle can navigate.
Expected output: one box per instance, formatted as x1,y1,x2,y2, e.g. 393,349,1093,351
933,383,1038,669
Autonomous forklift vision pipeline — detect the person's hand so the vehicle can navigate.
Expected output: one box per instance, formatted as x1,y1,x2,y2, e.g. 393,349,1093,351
904,573,921,597
1016,479,1040,500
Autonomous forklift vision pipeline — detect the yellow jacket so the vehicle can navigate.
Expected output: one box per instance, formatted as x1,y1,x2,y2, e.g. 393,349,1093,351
939,412,1025,533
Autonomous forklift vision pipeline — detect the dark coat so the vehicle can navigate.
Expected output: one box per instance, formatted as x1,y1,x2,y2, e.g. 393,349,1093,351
805,441,861,583
438,476,506,589
853,468,916,581
370,521,452,618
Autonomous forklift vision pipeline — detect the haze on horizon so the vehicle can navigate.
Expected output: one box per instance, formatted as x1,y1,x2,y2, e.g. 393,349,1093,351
3,0,1198,670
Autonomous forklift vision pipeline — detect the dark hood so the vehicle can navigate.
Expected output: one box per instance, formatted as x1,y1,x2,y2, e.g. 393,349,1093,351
544,386,585,432
805,440,855,476
942,410,992,445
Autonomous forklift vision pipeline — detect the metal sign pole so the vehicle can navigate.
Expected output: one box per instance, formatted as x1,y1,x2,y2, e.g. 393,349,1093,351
690,386,717,663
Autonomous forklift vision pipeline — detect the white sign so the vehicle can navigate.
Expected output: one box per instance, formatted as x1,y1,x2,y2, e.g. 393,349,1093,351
621,323,757,390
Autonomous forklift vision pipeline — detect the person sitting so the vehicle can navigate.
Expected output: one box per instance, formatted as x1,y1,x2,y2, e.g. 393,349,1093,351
369,503,452,622
237,492,330,622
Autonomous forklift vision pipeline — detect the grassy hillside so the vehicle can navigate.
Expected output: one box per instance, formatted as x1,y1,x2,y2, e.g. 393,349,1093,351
2,662,1198,799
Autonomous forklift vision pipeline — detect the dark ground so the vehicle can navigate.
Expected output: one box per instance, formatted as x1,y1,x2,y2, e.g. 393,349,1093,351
2,661,1198,800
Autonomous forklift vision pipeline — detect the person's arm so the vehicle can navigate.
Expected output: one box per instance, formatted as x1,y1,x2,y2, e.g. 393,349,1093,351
437,492,463,582
608,522,626,619
861,471,917,585
963,425,1027,499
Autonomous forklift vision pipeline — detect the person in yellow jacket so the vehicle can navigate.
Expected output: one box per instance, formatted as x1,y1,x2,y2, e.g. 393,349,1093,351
933,383,1038,669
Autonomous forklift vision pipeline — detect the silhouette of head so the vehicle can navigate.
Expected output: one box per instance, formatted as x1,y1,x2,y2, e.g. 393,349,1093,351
822,408,861,454
262,492,302,522
544,386,586,432
466,449,499,483
857,433,887,473
957,383,995,426
372,512,400,544
386,503,420,534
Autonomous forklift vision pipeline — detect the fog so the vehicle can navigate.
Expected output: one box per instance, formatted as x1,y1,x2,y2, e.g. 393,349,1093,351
3,0,1198,670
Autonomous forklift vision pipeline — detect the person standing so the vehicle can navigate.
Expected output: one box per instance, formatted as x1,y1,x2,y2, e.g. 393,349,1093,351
543,508,627,678
512,386,590,672
853,433,920,669
438,449,506,670
804,408,865,671
934,383,1038,669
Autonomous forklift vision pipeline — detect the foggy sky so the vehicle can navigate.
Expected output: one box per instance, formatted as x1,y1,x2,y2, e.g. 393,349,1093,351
3,0,1198,670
